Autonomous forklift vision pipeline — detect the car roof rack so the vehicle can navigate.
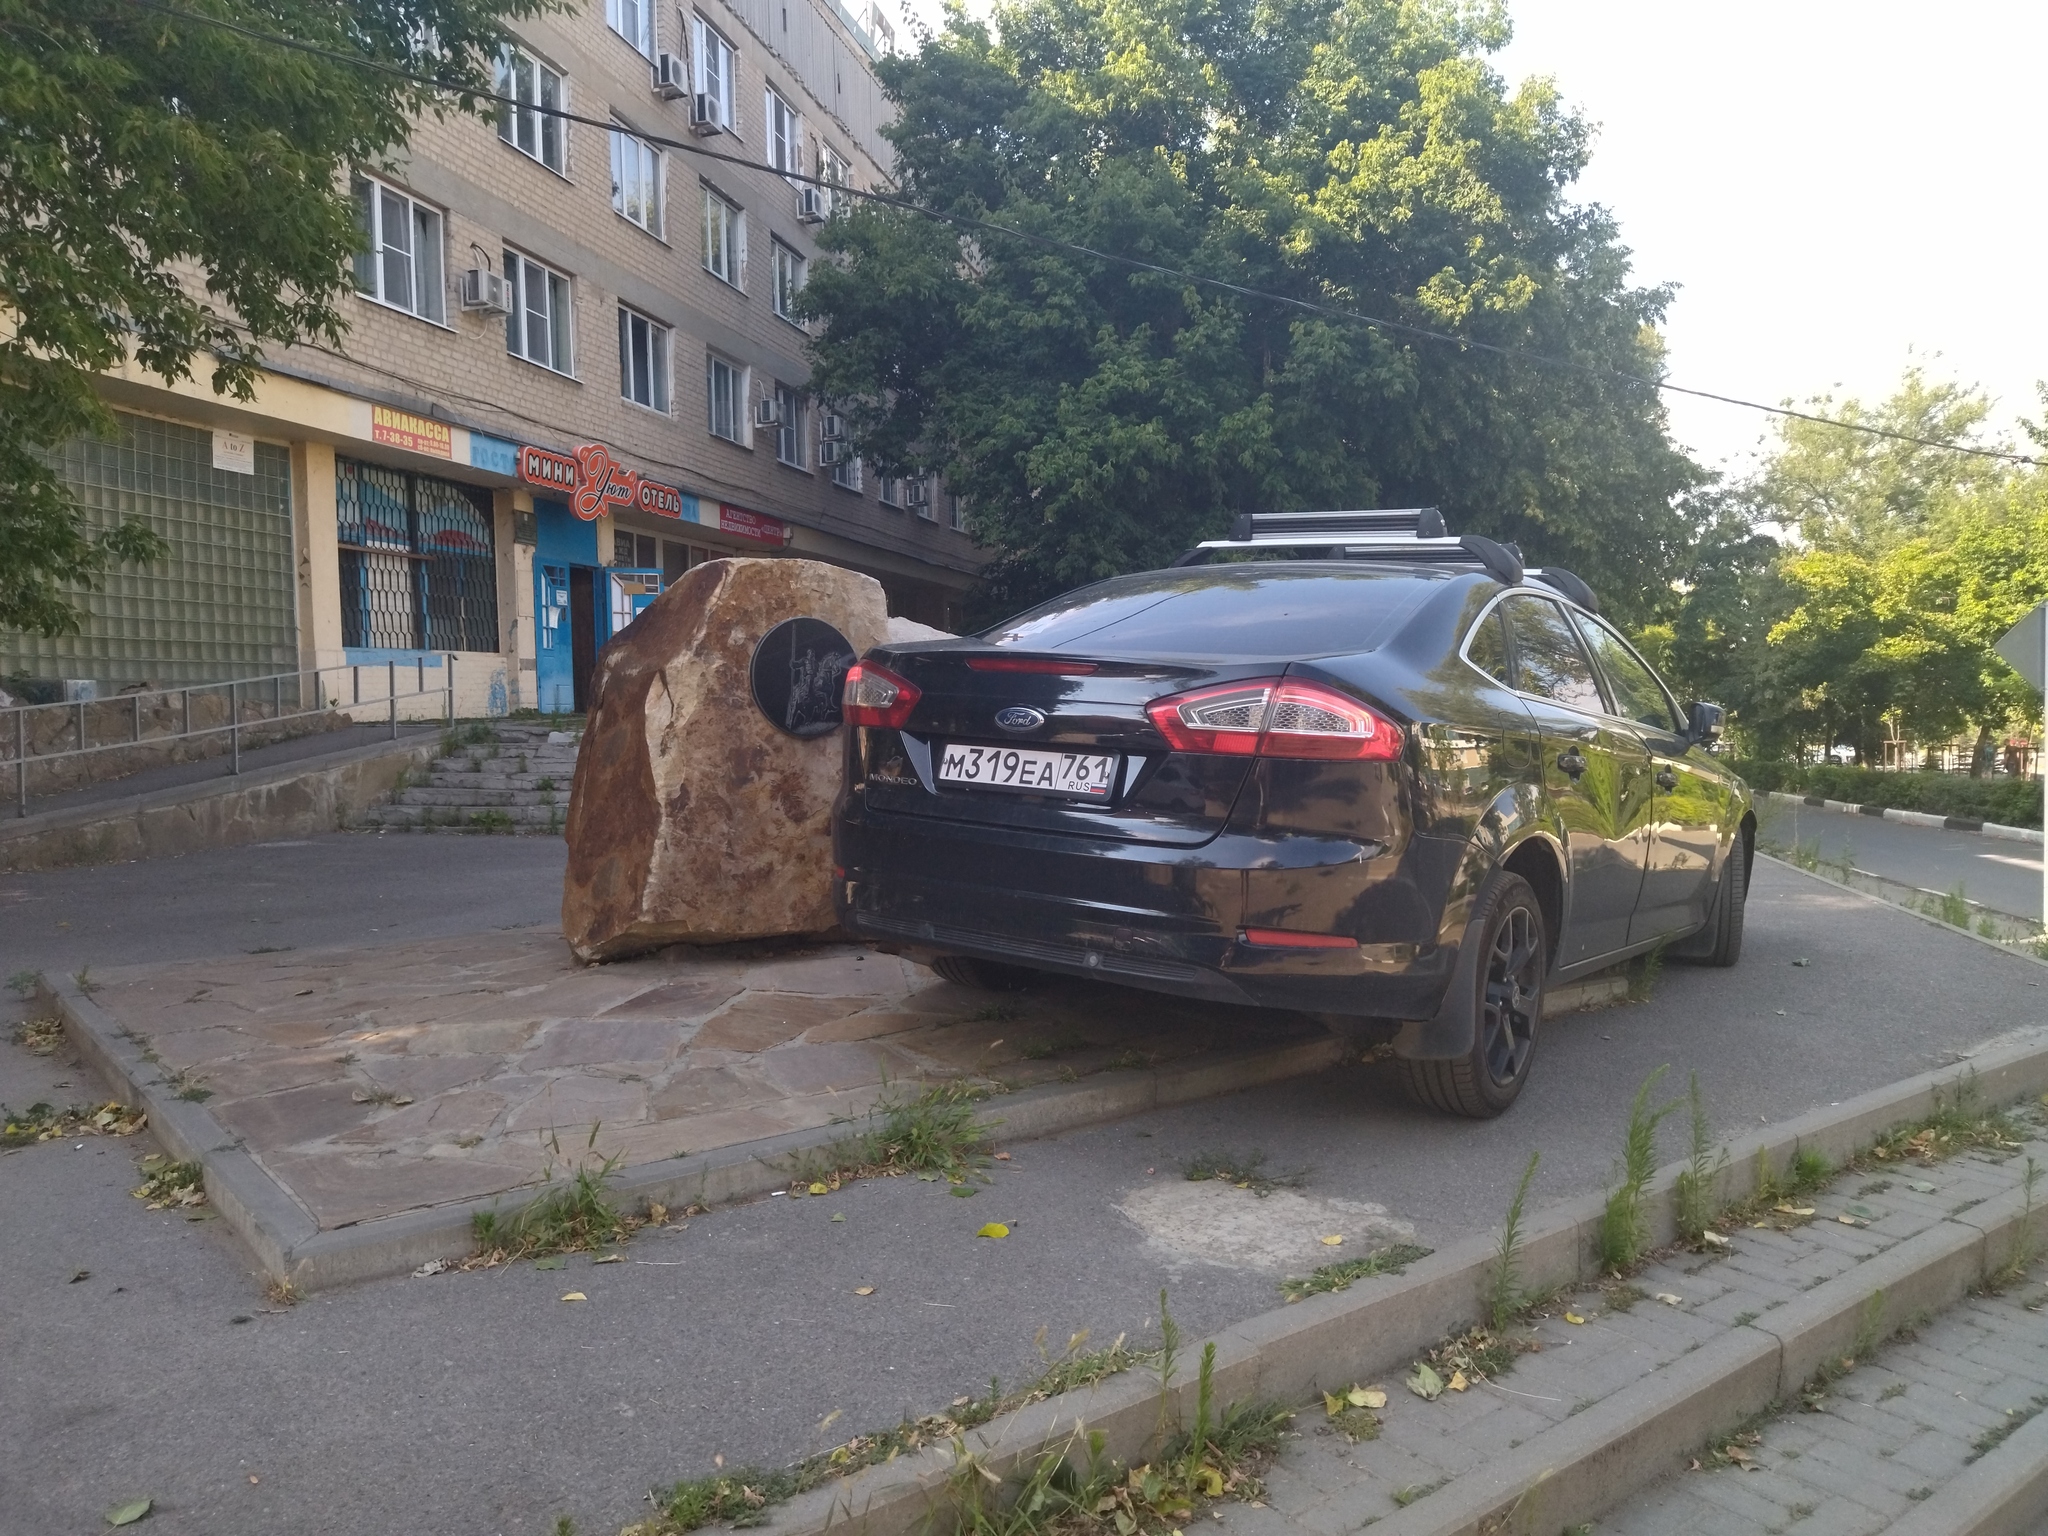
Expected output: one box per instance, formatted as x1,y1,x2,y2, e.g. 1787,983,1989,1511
1527,567,1600,614
1172,508,1527,587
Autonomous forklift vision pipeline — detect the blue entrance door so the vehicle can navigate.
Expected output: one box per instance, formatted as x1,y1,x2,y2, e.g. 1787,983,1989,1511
534,562,573,714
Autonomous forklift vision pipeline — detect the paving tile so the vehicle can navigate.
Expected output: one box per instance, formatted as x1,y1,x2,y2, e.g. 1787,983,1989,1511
693,993,879,1051
518,1016,691,1069
212,1079,375,1149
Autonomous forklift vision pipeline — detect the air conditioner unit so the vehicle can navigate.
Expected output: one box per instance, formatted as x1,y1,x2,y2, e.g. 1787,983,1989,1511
818,440,847,467
653,52,689,98
905,478,931,508
753,396,781,428
820,412,847,442
691,93,722,134
460,268,512,314
796,186,826,223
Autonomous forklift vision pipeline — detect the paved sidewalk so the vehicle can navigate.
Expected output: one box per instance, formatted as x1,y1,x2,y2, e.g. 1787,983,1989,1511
1229,1107,2048,1535
1599,1276,2048,1535
79,931,1323,1229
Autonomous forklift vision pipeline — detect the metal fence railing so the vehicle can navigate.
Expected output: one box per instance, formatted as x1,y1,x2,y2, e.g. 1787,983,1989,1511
6,656,457,818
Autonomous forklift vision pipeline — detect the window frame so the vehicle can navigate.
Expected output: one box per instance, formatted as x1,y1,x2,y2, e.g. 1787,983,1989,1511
773,382,807,468
1573,610,1688,735
830,453,862,492
609,123,665,237
618,305,672,414
1471,590,1608,716
496,46,568,176
351,175,446,324
692,15,736,131
817,143,850,215
503,248,574,375
769,239,806,325
877,473,904,509
707,352,747,443
702,185,744,287
606,0,654,56
765,87,801,177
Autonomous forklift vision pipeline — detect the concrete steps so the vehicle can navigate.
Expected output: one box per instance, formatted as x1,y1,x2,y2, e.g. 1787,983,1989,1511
351,721,580,835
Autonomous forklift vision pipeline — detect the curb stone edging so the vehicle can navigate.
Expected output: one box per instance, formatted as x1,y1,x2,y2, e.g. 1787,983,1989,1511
38,964,1634,1293
1765,788,2044,844
740,1027,2048,1536
1757,852,2048,970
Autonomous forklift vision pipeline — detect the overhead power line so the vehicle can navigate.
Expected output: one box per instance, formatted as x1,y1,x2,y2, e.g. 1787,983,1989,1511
118,0,2041,469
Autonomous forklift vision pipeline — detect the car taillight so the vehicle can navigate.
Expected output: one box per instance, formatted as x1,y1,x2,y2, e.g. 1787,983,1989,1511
1145,678,1402,761
965,656,1099,675
843,661,922,730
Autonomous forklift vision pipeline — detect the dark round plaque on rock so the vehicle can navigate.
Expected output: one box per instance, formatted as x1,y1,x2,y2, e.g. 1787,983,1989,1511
750,617,857,738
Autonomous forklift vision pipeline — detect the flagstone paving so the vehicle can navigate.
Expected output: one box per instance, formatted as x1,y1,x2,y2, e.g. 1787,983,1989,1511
83,929,1322,1230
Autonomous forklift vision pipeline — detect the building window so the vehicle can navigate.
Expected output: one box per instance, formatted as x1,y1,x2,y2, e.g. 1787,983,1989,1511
703,187,743,286
818,145,850,216
351,176,445,322
614,530,660,567
773,383,806,467
504,250,572,373
606,0,653,55
947,489,966,531
336,459,498,653
766,89,800,176
707,354,745,442
878,474,904,508
831,455,863,492
610,126,664,236
770,241,806,325
496,48,567,174
618,306,670,412
692,16,735,130
914,478,936,519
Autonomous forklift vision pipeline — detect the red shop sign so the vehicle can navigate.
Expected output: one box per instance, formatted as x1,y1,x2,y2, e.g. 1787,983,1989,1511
518,441,686,523
718,504,788,546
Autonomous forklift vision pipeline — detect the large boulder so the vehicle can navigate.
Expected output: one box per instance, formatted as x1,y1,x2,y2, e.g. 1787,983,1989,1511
562,558,889,961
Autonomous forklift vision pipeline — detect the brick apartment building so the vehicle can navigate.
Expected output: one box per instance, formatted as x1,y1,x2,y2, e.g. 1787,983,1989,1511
2,0,976,716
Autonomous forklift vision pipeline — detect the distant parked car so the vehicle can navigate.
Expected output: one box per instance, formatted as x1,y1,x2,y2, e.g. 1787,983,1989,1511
833,510,1754,1117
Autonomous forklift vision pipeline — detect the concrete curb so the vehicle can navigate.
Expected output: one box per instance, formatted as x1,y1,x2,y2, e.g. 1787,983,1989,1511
0,732,440,870
743,1027,2048,1536
40,959,1634,1293
1757,852,2048,970
1765,788,2044,845
1879,1395,2048,1536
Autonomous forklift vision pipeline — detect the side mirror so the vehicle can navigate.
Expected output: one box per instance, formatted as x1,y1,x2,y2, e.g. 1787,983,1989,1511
1687,701,1725,745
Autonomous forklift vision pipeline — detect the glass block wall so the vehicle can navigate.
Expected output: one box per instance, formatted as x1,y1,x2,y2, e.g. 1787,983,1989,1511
1,412,296,688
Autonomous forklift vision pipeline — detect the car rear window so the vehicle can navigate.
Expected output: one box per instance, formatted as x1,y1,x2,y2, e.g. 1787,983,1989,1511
982,567,1440,660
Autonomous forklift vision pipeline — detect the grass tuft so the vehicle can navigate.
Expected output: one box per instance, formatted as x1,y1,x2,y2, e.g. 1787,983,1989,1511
1674,1072,1728,1246
1279,1243,1432,1303
471,1139,628,1262
1180,1148,1307,1197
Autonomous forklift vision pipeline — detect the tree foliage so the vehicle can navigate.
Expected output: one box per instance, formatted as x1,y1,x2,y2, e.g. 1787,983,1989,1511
0,0,545,638
801,0,1701,623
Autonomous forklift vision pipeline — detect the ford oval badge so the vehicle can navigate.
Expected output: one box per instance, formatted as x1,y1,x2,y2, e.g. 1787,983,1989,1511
995,706,1046,733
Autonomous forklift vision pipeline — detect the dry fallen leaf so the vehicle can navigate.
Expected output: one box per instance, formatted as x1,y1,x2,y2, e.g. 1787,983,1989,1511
976,1222,1010,1239
1446,1370,1469,1392
1320,1234,1344,1247
560,1291,587,1303
854,1286,876,1296
1564,1312,1586,1325
1406,1363,1445,1401
994,1152,1012,1161
1655,1293,1683,1306
1773,1205,1815,1218
1837,1215,1867,1227
1349,1387,1386,1409
1701,1231,1730,1248
106,1499,153,1526
647,1202,669,1225
593,1253,624,1264
809,1182,828,1196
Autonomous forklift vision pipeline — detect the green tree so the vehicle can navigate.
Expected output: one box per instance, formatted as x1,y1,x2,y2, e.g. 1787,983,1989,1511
0,0,544,638
802,0,1700,623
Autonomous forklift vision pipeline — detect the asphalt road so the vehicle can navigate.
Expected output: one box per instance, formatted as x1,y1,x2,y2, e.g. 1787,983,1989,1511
1755,796,2043,921
3,837,2044,1536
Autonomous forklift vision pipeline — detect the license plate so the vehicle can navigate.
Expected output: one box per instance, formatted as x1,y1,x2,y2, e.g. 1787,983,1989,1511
937,743,1118,799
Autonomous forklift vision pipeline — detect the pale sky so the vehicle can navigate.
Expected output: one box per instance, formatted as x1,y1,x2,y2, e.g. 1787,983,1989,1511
892,0,2047,477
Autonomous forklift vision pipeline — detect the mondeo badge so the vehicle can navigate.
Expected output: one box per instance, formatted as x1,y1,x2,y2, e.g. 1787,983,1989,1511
994,706,1046,733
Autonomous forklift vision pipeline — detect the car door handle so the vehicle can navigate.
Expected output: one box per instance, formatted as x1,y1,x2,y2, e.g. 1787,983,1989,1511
1655,769,1677,791
1557,749,1588,779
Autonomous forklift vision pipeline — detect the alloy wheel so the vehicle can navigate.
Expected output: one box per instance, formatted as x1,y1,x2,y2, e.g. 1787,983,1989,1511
1479,905,1540,1087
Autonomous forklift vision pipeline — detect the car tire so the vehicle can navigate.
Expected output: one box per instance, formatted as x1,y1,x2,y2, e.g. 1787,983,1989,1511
929,955,1038,991
1393,870,1545,1119
1703,836,1748,968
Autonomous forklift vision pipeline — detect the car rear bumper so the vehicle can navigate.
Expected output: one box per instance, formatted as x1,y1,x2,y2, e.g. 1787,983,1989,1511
834,807,1460,1018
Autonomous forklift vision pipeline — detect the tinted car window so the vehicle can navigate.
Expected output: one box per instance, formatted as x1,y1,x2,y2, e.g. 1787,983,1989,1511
1465,607,1512,685
1574,613,1682,732
1501,595,1604,713
983,567,1437,660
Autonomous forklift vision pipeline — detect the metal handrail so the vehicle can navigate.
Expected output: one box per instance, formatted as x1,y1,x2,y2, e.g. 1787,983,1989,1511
7,656,456,818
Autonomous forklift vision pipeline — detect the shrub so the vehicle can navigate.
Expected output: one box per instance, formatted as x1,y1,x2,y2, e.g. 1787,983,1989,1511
1732,760,2040,829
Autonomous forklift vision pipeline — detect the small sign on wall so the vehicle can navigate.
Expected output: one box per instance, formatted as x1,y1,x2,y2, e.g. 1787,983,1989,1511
212,429,255,475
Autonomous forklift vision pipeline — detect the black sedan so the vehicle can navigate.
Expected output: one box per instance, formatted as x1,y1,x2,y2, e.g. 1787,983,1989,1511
832,509,1753,1117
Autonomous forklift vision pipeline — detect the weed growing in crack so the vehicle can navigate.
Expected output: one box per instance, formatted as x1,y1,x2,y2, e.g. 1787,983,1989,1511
132,1154,206,1209
1487,1151,1540,1330
780,1081,996,1192
1968,1395,2048,1461
1625,944,1666,1003
471,1129,628,1262
1601,1064,1676,1272
1986,1157,2043,1293
1180,1148,1307,1197
1278,1244,1432,1303
1674,1072,1728,1246
6,970,35,996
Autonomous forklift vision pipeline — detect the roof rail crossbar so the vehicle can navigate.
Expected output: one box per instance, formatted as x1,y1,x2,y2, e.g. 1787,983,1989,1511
1528,567,1599,613
1225,507,1446,542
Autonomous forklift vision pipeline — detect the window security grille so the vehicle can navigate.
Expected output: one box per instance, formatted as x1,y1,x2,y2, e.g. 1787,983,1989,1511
336,459,499,652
